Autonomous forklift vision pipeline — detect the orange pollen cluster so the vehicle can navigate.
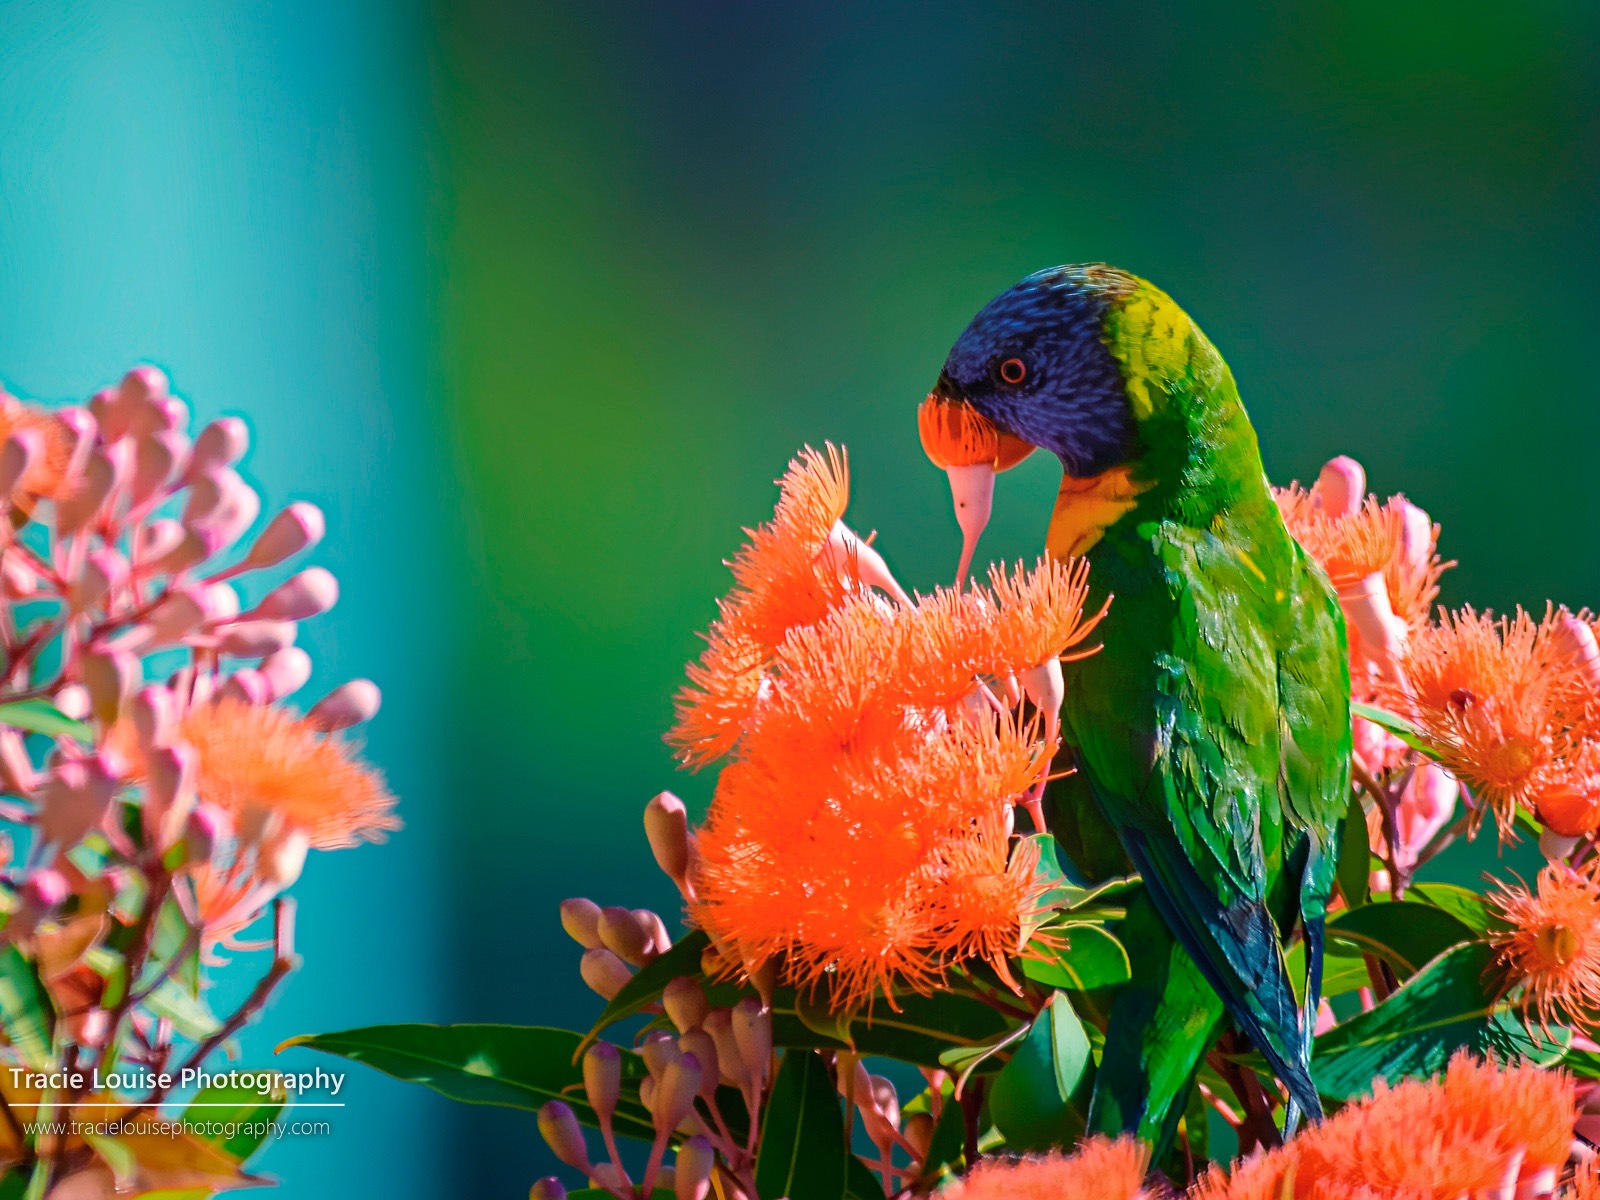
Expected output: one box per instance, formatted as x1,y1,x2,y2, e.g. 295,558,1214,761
1488,864,1600,1033
0,394,78,502
178,697,398,850
1382,606,1597,836
673,447,1106,1010
947,1135,1150,1200
1191,1053,1576,1200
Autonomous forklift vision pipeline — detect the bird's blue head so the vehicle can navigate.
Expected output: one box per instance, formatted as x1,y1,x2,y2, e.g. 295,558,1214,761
933,264,1137,478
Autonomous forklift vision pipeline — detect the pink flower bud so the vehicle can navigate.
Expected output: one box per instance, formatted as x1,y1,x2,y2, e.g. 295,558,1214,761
677,1031,720,1101
187,417,249,478
260,648,312,700
529,1179,567,1200
307,679,381,731
635,908,672,957
55,447,117,537
147,588,209,645
37,755,119,849
662,977,709,1034
183,803,228,865
1315,455,1366,518
130,687,175,752
145,743,198,851
201,582,241,623
651,1053,702,1136
216,620,297,659
259,827,310,889
22,868,70,913
119,366,170,407
1396,500,1434,574
1339,573,1406,679
131,519,186,573
253,567,339,622
148,527,218,577
0,730,36,796
673,1136,714,1200
81,645,140,726
243,502,324,569
54,685,89,720
89,387,129,442
217,668,272,705
182,468,259,550
130,431,185,510
1552,614,1600,691
582,1042,622,1127
57,408,98,485
639,1031,683,1079
644,792,693,897
559,898,603,948
536,1101,593,1174
597,906,656,967
731,999,771,1091
72,549,128,612
579,948,633,1000
0,432,40,498
1,557,37,600
701,1009,746,1088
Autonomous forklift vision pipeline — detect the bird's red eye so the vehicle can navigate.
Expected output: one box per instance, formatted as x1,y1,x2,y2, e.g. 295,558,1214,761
998,357,1027,385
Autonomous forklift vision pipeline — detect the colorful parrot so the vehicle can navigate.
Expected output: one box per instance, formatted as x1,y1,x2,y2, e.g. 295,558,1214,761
925,264,1351,1151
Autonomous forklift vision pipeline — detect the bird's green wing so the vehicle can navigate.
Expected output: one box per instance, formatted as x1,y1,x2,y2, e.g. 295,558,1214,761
1060,512,1322,1124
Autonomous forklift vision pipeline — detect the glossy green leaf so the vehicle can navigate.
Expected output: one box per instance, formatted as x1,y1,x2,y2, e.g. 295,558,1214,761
1351,702,1441,760
0,699,90,742
143,977,219,1041
1021,924,1131,991
1325,899,1479,979
1311,943,1567,1100
282,1023,656,1139
1285,938,1369,1004
988,992,1094,1152
845,1152,888,1200
0,946,55,1068
937,1021,1028,1093
187,1077,288,1160
794,988,855,1047
583,930,709,1047
1336,791,1371,909
754,1050,847,1200
798,987,1014,1067
1405,883,1499,935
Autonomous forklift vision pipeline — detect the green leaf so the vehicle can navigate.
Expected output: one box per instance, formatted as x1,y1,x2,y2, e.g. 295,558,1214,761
187,1076,288,1161
0,699,90,742
281,1024,656,1140
1324,899,1479,979
143,977,221,1041
794,988,855,1048
1351,702,1442,761
936,1022,1029,1093
794,988,1014,1068
1405,883,1499,935
1021,925,1131,991
582,930,709,1047
1336,791,1371,909
754,1050,847,1200
988,992,1095,1152
845,1152,888,1200
1311,942,1567,1100
0,946,55,1067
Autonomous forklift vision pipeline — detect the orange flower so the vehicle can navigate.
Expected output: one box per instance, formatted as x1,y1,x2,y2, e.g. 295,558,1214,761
1385,607,1590,835
178,697,398,849
1189,1144,1298,1200
946,1136,1149,1200
668,446,858,766
0,393,77,502
921,814,1042,989
985,556,1108,672
1488,864,1600,1033
1275,486,1403,586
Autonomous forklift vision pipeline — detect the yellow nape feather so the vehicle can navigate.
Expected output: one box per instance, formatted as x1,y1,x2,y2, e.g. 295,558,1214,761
1045,465,1153,558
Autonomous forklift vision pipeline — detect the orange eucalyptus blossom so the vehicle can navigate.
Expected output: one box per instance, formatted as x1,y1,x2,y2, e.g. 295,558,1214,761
677,443,1102,1010
1487,864,1600,1034
944,1136,1150,1200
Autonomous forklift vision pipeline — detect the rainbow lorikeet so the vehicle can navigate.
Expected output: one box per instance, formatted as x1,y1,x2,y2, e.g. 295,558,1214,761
929,264,1351,1150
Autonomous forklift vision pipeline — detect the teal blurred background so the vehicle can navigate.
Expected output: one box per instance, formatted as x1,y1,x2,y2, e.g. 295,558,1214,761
3,1,1598,1193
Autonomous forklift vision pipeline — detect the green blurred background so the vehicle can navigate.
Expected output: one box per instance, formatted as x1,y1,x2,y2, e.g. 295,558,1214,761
2,1,1597,1193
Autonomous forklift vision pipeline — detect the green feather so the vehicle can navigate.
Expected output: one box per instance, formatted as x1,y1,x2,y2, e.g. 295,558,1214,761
1047,275,1351,1149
